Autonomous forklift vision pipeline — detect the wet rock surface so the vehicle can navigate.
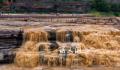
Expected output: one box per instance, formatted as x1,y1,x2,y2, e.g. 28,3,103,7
0,26,22,63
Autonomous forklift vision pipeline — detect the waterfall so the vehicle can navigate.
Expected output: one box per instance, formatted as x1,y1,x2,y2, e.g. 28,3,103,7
14,27,120,67
15,28,48,67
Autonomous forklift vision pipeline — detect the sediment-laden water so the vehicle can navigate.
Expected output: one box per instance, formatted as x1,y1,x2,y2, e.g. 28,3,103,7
14,25,120,67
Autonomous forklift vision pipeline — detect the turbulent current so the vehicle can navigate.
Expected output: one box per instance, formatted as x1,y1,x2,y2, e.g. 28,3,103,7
15,25,120,67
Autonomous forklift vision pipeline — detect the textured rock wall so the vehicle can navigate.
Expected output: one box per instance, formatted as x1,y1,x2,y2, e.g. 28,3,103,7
77,17,120,25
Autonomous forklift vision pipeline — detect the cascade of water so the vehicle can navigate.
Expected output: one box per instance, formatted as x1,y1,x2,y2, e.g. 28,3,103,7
15,28,49,67
24,30,48,42
14,27,120,67
56,30,67,42
56,30,73,42
72,31,82,42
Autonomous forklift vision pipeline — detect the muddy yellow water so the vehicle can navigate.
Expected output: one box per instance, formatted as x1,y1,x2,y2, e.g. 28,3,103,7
0,64,120,70
14,25,120,68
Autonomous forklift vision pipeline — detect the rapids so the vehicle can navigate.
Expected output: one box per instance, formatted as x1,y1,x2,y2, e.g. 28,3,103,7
15,25,120,67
